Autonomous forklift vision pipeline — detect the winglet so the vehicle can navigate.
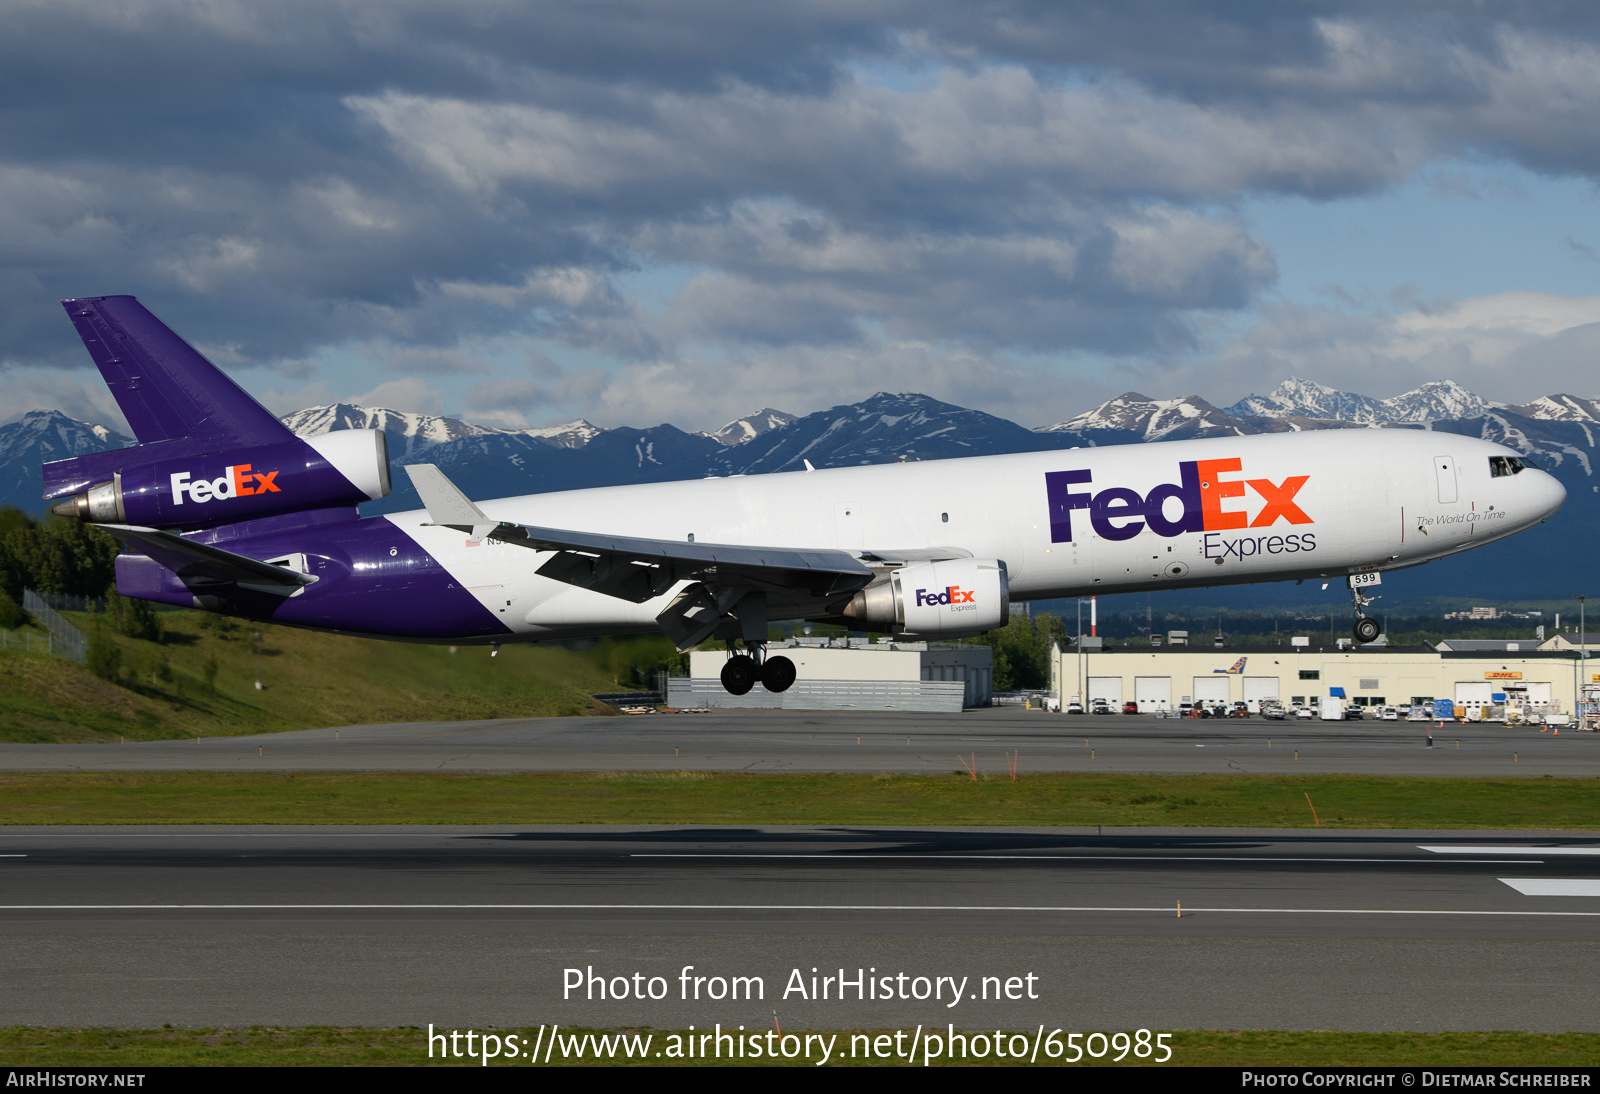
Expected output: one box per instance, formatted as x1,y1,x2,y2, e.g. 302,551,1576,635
404,464,500,540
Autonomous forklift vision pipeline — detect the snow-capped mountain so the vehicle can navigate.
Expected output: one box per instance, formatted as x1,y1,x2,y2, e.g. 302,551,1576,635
1501,394,1600,422
280,403,501,459
1225,378,1388,422
279,403,599,458
0,410,132,517
1222,377,1494,424
7,379,1600,601
702,408,798,447
1040,393,1272,442
1378,379,1494,422
721,392,1054,475
521,419,601,449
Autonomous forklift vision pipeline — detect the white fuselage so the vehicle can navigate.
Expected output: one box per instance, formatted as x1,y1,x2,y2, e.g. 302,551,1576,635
386,429,1565,640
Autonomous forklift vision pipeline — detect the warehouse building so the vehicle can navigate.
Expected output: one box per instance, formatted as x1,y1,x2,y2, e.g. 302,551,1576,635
670,637,994,712
1052,640,1593,717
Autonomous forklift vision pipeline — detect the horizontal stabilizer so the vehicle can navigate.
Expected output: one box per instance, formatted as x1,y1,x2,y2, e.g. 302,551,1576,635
60,296,295,447
98,524,317,594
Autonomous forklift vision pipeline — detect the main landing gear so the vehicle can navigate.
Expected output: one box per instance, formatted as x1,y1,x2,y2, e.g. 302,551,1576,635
719,643,797,695
1349,582,1383,644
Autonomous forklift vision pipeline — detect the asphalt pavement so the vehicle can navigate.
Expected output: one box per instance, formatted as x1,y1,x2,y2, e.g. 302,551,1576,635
2,708,1594,775
2,825,1598,1032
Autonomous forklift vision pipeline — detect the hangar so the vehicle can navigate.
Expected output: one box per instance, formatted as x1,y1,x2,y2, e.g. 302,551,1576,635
1051,639,1593,718
670,637,994,711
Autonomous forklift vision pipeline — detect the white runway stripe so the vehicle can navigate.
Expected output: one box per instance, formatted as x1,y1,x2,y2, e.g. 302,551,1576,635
634,853,1542,863
1421,845,1600,855
0,903,1597,916
1499,878,1600,897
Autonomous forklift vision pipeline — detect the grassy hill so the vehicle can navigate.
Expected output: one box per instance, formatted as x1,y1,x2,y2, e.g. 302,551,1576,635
0,611,621,743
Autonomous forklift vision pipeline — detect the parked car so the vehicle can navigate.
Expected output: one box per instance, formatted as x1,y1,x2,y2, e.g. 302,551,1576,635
1295,706,1315,719
1230,701,1250,718
1379,706,1399,721
1262,705,1286,720
1066,700,1085,715
1123,700,1139,714
1344,704,1364,720
1091,699,1114,715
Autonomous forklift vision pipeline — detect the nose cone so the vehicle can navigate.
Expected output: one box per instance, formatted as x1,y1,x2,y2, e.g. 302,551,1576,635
1536,469,1567,520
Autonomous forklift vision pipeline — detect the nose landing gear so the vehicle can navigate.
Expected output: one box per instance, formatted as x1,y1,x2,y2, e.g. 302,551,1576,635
1349,579,1383,644
719,644,797,694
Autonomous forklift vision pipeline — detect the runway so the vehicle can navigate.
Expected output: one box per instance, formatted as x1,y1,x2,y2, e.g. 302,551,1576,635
2,824,1598,1031
3,708,1596,775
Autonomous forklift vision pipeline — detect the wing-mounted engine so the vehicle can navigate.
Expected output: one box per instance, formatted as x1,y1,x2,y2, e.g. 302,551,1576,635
841,557,1010,638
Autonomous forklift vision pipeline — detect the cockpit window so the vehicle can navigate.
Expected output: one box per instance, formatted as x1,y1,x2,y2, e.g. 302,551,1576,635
1489,455,1539,477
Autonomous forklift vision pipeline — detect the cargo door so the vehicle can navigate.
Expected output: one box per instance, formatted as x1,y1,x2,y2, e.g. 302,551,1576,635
1192,676,1230,704
1242,677,1279,711
1455,681,1494,715
1088,677,1123,706
1134,676,1171,712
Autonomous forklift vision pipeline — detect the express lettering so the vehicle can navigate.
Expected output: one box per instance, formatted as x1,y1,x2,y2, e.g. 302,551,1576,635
1045,459,1311,543
170,465,282,505
916,586,977,609
1203,531,1316,559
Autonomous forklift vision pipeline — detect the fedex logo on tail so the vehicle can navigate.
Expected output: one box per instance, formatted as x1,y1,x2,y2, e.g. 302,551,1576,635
916,585,976,609
1045,458,1311,543
171,465,281,505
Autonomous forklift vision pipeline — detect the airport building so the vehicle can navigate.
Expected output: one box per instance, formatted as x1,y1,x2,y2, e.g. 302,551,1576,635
670,637,994,712
1051,640,1594,717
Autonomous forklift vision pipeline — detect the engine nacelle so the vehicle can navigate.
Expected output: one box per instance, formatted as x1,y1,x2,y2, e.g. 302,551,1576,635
49,430,391,529
843,558,1010,637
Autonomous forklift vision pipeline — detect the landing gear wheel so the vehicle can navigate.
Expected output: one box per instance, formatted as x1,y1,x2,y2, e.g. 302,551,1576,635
760,655,797,693
1353,617,1381,644
720,655,757,695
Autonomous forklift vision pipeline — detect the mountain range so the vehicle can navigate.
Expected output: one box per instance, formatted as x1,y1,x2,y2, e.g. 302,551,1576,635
3,376,1595,604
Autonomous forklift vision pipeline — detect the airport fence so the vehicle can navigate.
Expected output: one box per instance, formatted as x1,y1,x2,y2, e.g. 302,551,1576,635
18,589,88,662
25,590,107,614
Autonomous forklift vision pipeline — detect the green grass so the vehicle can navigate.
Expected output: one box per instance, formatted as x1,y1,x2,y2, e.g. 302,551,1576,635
0,1026,1594,1066
0,611,623,743
1,770,1597,827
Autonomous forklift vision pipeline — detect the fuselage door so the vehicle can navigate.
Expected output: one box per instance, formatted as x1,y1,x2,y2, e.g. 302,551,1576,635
1433,456,1458,504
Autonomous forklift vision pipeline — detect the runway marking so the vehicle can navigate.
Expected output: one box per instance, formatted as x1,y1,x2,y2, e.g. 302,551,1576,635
630,853,1543,864
0,855,24,857
1422,845,1600,855
1499,879,1600,897
0,903,1596,916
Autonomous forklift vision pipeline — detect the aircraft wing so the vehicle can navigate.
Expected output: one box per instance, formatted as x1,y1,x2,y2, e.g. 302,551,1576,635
98,524,318,594
404,464,879,647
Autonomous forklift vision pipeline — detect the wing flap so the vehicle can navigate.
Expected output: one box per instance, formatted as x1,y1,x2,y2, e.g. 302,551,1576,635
99,524,317,593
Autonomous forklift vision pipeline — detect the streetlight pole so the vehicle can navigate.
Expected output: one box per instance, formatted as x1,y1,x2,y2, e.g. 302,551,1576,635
1575,595,1588,723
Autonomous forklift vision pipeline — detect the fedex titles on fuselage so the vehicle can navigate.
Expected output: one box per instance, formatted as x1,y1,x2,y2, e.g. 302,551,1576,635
170,464,280,505
1046,457,1317,560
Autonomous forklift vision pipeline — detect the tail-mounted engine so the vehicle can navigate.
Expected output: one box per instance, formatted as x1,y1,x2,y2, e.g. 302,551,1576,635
47,429,391,529
842,558,1010,637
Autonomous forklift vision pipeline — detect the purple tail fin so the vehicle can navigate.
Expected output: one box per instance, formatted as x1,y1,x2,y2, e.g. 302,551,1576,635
61,296,294,447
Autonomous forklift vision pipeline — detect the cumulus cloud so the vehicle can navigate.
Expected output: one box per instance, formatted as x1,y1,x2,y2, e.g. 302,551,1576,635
4,3,1600,427
1146,291,1600,407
